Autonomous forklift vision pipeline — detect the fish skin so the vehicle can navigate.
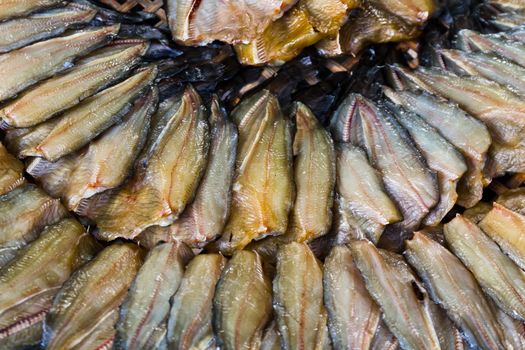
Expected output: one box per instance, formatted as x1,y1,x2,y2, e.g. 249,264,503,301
261,321,281,350
1,41,150,128
168,96,238,247
463,202,493,224
28,65,157,161
350,240,441,350
115,241,193,350
167,254,226,350
370,321,398,350
218,90,293,252
496,188,525,215
479,203,525,271
324,245,381,350
213,250,272,350
0,184,66,268
368,0,435,25
88,85,209,240
3,118,60,158
0,0,64,21
0,25,120,103
274,242,330,350
0,5,97,54
0,218,100,350
387,104,467,226
331,93,438,231
444,215,525,322
383,87,491,208
42,243,144,350
0,142,25,196
405,231,507,349
286,102,335,242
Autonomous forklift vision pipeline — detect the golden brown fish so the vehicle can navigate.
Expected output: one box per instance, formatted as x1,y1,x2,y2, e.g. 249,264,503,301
0,142,24,196
0,0,64,21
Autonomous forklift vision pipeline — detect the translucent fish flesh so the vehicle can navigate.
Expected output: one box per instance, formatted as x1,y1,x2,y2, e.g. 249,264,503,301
0,0,64,21
0,142,24,196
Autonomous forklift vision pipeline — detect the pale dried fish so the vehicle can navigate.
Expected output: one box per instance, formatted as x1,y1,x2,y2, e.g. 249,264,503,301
496,188,525,215
0,0,64,21
370,321,398,350
3,118,60,158
0,142,24,196
368,0,435,25
261,321,281,350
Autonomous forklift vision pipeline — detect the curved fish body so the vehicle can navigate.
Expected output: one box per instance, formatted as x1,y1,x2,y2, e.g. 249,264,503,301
27,87,157,212
0,142,24,196
90,85,209,240
1,41,150,128
331,94,438,231
274,242,330,350
0,218,100,350
115,241,192,350
0,0,63,21
213,250,272,350
0,184,66,267
169,97,238,247
167,254,226,350
219,90,293,252
0,5,97,54
388,105,467,226
28,66,157,161
444,215,525,321
335,144,401,243
324,245,381,350
350,240,441,350
383,88,491,208
286,103,335,242
405,231,507,349
0,25,120,102
42,243,144,350
479,204,525,271
3,118,60,158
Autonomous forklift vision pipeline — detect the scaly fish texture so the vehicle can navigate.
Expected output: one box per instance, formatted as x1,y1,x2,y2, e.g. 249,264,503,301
167,254,226,350
213,250,272,350
115,241,192,350
0,0,64,21
0,142,24,196
444,215,525,321
324,245,381,350
42,243,144,350
0,25,119,102
0,218,100,349
405,231,507,349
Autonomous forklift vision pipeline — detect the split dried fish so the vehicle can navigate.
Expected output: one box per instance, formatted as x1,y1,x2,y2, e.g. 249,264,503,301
444,215,525,321
0,218,100,349
1,41,150,128
479,203,525,271
274,242,330,350
368,0,435,25
0,5,97,54
0,185,66,267
218,90,293,252
0,142,24,196
89,85,209,240
405,231,507,349
324,245,381,350
42,243,144,350
0,0,63,21
213,250,272,350
383,87,491,208
496,188,525,215
167,253,226,350
370,321,398,350
0,25,120,102
350,240,441,350
115,241,192,350
261,321,281,350
3,117,60,158
463,202,492,224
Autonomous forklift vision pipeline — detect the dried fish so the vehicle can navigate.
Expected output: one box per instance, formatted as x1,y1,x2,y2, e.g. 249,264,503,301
3,118,60,158
463,202,492,224
261,321,281,350
479,203,525,271
274,242,330,350
0,0,64,21
370,321,398,350
444,215,525,321
383,88,491,208
350,240,441,350
324,245,381,350
286,103,335,242
0,5,97,54
0,25,120,102
42,243,144,350
218,90,293,252
213,250,272,350
405,231,507,349
0,185,66,267
89,85,209,240
387,104,467,226
492,12,525,31
488,0,525,10
1,41,150,128
167,254,226,350
0,218,100,350
426,302,464,350
496,188,525,215
368,0,435,25
115,241,192,350
0,142,24,196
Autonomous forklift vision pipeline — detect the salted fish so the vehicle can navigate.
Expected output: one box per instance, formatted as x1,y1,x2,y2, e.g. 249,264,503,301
0,142,24,196
0,0,64,21
3,117,60,158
